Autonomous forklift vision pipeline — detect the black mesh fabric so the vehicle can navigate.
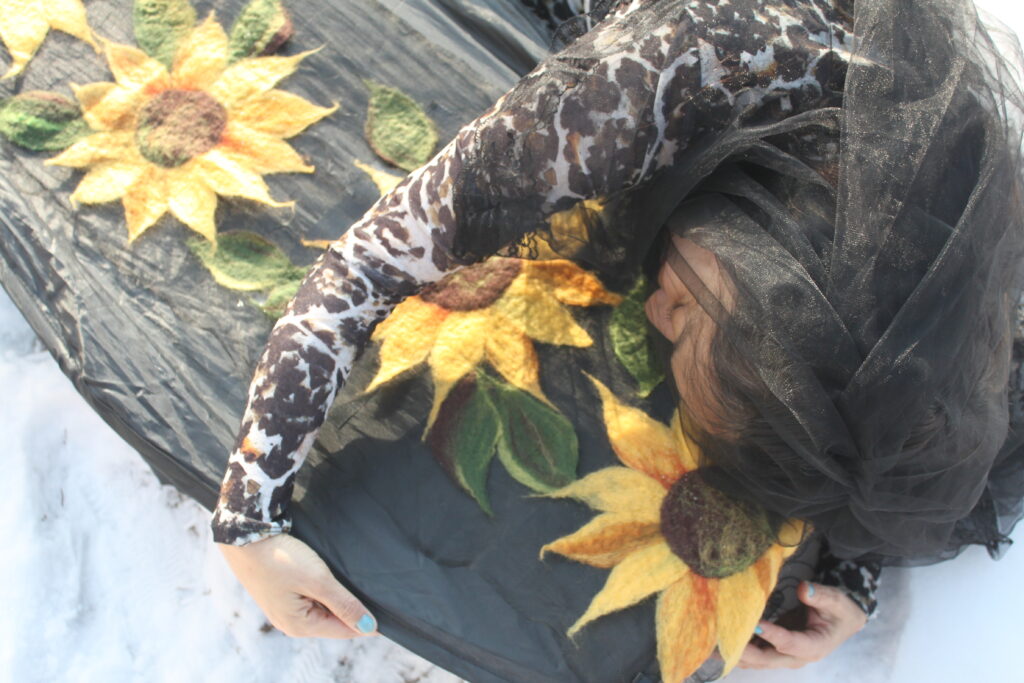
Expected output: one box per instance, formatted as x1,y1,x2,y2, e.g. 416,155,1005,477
455,0,1024,564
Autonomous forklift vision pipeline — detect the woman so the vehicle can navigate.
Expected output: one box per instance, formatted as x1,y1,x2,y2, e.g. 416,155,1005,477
213,0,1024,678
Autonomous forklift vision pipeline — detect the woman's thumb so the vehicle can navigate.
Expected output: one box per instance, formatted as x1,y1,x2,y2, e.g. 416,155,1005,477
313,577,378,635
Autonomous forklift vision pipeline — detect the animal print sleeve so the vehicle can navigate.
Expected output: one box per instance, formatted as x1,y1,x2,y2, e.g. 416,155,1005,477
212,0,854,545
815,539,882,618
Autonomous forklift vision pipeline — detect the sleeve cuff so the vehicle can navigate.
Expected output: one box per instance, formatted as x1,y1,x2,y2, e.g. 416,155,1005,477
210,506,292,546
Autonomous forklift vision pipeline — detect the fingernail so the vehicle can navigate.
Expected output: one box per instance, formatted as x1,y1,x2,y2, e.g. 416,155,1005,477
357,614,376,634
806,582,816,598
754,625,763,635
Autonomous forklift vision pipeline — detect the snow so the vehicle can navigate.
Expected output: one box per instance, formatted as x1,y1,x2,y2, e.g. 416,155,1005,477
4,1,1024,681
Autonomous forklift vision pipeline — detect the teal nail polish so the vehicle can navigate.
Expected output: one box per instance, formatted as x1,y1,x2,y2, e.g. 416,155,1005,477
357,614,376,634
807,583,816,598
754,625,763,636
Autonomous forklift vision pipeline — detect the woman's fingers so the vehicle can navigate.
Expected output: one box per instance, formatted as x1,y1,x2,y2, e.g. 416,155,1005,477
799,581,868,631
754,619,831,661
736,643,805,670
310,576,378,635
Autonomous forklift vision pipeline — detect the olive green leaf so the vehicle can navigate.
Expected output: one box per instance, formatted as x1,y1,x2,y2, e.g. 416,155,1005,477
425,372,501,514
188,231,307,318
0,92,90,152
610,274,665,396
228,0,293,63
133,0,197,67
364,81,438,171
481,372,578,493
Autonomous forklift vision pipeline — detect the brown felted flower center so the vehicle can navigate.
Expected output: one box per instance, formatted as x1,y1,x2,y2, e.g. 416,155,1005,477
660,469,775,579
420,257,522,311
135,90,227,168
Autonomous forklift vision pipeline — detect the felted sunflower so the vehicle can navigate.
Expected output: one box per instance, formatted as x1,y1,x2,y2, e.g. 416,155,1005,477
542,374,804,683
45,13,336,243
366,256,622,430
0,0,97,79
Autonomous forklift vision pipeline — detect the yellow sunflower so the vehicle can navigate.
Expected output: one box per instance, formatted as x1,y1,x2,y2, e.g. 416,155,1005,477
45,14,337,243
0,0,97,79
366,257,622,430
542,374,804,682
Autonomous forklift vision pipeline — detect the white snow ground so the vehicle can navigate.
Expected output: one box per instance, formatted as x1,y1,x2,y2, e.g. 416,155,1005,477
4,2,1024,681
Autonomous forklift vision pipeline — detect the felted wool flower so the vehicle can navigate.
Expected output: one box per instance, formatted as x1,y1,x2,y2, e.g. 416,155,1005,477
46,14,336,243
542,374,804,682
0,0,97,79
366,256,622,430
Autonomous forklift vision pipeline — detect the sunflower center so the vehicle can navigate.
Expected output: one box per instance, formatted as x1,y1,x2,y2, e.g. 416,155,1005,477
660,469,775,579
135,90,227,168
420,257,522,310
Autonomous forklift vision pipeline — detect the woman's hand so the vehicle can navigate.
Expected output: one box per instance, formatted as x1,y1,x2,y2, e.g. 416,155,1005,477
218,533,378,639
737,581,868,670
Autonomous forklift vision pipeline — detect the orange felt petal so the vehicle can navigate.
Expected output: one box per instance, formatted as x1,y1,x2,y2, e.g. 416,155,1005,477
231,89,338,139
219,122,313,175
72,82,141,131
46,131,135,168
193,149,291,206
171,13,228,90
540,512,661,569
366,298,447,392
208,50,316,108
123,166,169,242
0,0,48,79
493,274,593,347
656,573,718,683
545,466,665,520
568,541,687,638
484,314,547,404
167,168,218,243
44,0,98,49
715,569,769,674
104,40,169,91
69,161,144,204
586,373,690,486
525,260,622,307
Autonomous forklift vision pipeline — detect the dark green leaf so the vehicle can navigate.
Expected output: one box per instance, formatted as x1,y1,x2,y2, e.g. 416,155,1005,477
609,274,665,397
188,230,305,292
425,373,501,514
134,0,197,67
0,92,89,152
481,373,578,493
364,81,438,172
228,0,293,63
260,277,305,319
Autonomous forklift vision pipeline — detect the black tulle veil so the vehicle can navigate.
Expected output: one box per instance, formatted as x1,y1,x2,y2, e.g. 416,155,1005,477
456,0,1024,564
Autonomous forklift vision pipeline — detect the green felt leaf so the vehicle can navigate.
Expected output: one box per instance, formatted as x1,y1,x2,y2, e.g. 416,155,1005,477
482,373,578,493
364,81,438,172
228,0,293,63
134,0,197,67
425,373,501,514
609,274,665,397
260,277,304,319
0,92,89,152
188,230,305,292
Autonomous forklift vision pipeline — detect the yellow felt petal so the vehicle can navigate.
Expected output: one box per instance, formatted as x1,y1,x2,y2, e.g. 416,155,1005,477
103,40,169,91
540,512,661,569
546,467,665,521
220,122,313,175
208,50,316,108
354,160,403,196
69,161,145,204
231,89,338,139
193,149,290,206
0,0,48,78
46,131,135,168
366,298,447,391
587,373,690,487
568,541,687,638
657,573,718,683
716,569,769,674
426,312,488,427
72,81,142,131
484,314,547,404
123,166,169,242
167,168,218,243
171,14,228,91
524,260,622,307
44,0,98,49
493,274,592,347
776,518,807,550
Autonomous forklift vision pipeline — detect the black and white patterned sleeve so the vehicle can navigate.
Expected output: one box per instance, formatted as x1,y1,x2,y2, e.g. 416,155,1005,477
211,0,856,545
815,540,883,619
